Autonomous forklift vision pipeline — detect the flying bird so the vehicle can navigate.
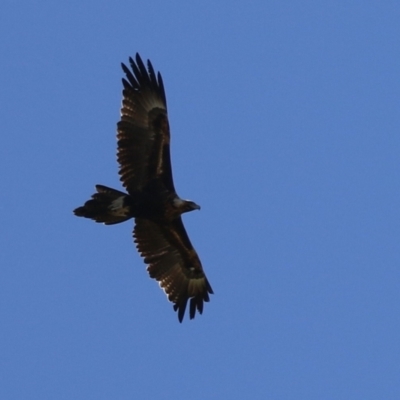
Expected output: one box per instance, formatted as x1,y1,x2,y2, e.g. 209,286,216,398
74,54,213,322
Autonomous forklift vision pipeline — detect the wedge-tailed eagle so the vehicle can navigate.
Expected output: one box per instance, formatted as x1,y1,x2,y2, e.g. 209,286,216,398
74,54,213,322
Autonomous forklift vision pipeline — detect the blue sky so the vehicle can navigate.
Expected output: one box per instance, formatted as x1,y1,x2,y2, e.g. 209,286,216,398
1,1,400,399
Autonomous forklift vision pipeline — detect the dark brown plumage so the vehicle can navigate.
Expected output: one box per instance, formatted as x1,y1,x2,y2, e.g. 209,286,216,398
74,54,213,322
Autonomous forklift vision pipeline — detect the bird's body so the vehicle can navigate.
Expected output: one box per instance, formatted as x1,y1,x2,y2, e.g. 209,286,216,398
74,54,213,322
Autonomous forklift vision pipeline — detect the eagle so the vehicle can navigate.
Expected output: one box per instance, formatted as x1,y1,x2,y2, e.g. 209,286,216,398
74,54,213,322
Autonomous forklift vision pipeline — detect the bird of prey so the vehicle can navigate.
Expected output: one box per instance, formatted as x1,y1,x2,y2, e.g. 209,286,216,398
74,54,213,322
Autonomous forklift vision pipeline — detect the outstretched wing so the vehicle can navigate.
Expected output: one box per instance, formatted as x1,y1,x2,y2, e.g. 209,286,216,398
134,218,213,322
117,53,175,195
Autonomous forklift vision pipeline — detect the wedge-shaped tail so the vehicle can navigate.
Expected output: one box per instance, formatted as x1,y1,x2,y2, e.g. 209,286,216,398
74,185,132,225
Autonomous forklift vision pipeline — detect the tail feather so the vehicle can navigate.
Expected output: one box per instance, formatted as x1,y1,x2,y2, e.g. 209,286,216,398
74,185,132,225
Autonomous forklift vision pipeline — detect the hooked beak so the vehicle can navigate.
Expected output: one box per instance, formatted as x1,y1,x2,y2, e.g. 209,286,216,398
191,202,201,211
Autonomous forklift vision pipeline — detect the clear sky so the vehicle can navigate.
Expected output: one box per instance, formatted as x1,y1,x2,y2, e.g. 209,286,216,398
1,1,400,399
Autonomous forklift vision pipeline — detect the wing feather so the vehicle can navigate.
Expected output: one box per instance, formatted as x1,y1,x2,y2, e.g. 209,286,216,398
117,53,175,194
133,218,213,322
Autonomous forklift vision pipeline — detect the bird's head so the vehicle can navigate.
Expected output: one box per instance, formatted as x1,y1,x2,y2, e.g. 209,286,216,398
173,197,201,214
